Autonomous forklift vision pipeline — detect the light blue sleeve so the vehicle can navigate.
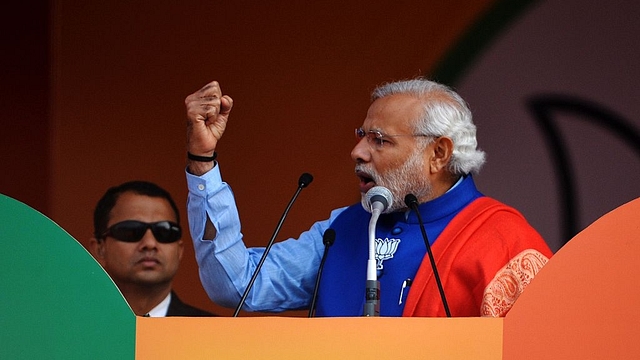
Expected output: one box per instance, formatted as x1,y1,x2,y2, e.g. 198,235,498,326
186,165,347,312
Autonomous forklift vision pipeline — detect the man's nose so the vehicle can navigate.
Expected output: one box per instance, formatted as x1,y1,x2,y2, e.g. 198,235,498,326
138,229,158,249
351,137,371,163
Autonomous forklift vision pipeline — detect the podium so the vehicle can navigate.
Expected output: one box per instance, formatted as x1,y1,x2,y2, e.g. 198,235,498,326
137,316,503,359
1,193,639,359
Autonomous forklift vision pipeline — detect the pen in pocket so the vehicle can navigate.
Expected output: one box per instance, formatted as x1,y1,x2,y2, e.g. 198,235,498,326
398,278,412,305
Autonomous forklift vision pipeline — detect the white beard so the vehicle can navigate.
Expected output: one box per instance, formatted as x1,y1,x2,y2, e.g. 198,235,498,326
360,148,433,213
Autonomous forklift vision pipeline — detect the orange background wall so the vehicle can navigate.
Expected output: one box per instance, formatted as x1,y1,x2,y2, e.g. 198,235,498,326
3,1,495,316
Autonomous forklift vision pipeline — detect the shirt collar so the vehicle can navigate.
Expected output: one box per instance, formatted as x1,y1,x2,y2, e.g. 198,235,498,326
404,174,481,224
146,292,172,317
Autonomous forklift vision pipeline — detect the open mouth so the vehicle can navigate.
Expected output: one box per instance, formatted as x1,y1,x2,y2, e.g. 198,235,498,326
355,168,376,194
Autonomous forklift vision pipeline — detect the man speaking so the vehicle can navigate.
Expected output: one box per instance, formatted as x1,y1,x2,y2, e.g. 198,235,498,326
182,78,553,317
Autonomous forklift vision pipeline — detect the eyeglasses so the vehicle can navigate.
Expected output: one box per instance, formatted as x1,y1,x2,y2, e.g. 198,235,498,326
355,128,432,149
101,220,182,243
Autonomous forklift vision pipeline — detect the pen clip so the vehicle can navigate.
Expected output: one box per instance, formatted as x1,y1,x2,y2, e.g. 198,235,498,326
398,278,412,305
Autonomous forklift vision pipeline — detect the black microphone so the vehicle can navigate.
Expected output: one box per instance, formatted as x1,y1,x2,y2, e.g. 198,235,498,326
308,228,336,317
233,172,314,317
404,194,451,317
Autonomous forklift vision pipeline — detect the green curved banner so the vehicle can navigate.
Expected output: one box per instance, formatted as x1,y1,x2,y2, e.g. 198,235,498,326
0,194,135,359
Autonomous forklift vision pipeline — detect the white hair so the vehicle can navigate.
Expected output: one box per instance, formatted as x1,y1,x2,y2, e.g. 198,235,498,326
371,78,486,175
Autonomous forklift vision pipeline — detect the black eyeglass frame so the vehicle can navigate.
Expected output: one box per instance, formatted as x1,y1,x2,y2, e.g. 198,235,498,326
100,220,182,243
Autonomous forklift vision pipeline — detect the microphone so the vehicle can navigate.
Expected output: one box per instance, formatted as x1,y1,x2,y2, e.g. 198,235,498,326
363,186,393,316
308,228,336,317
404,194,451,317
364,186,393,214
233,172,314,317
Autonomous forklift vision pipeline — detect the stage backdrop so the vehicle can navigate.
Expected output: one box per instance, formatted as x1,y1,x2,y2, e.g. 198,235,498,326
2,0,639,316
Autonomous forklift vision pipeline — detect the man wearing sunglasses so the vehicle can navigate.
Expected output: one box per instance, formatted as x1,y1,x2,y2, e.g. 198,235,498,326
184,78,553,317
89,181,213,317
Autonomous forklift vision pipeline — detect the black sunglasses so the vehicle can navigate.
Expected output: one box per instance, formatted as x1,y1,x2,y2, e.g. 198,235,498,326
101,220,182,243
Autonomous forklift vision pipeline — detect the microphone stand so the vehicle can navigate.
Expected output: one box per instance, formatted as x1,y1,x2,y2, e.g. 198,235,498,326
363,187,392,317
308,228,336,317
233,173,313,317
364,202,383,316
404,194,451,317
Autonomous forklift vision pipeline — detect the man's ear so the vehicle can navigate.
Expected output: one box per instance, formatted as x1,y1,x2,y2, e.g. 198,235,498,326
88,237,106,262
177,239,184,261
429,137,454,174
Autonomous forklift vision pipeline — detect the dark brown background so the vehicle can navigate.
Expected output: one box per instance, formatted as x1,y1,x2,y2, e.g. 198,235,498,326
3,0,496,316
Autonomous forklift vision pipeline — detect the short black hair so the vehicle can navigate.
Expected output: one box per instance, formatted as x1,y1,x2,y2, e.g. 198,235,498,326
93,181,180,239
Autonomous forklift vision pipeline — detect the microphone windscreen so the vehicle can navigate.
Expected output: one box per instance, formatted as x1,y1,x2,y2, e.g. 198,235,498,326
365,186,393,213
322,228,336,246
404,193,419,208
298,173,314,188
